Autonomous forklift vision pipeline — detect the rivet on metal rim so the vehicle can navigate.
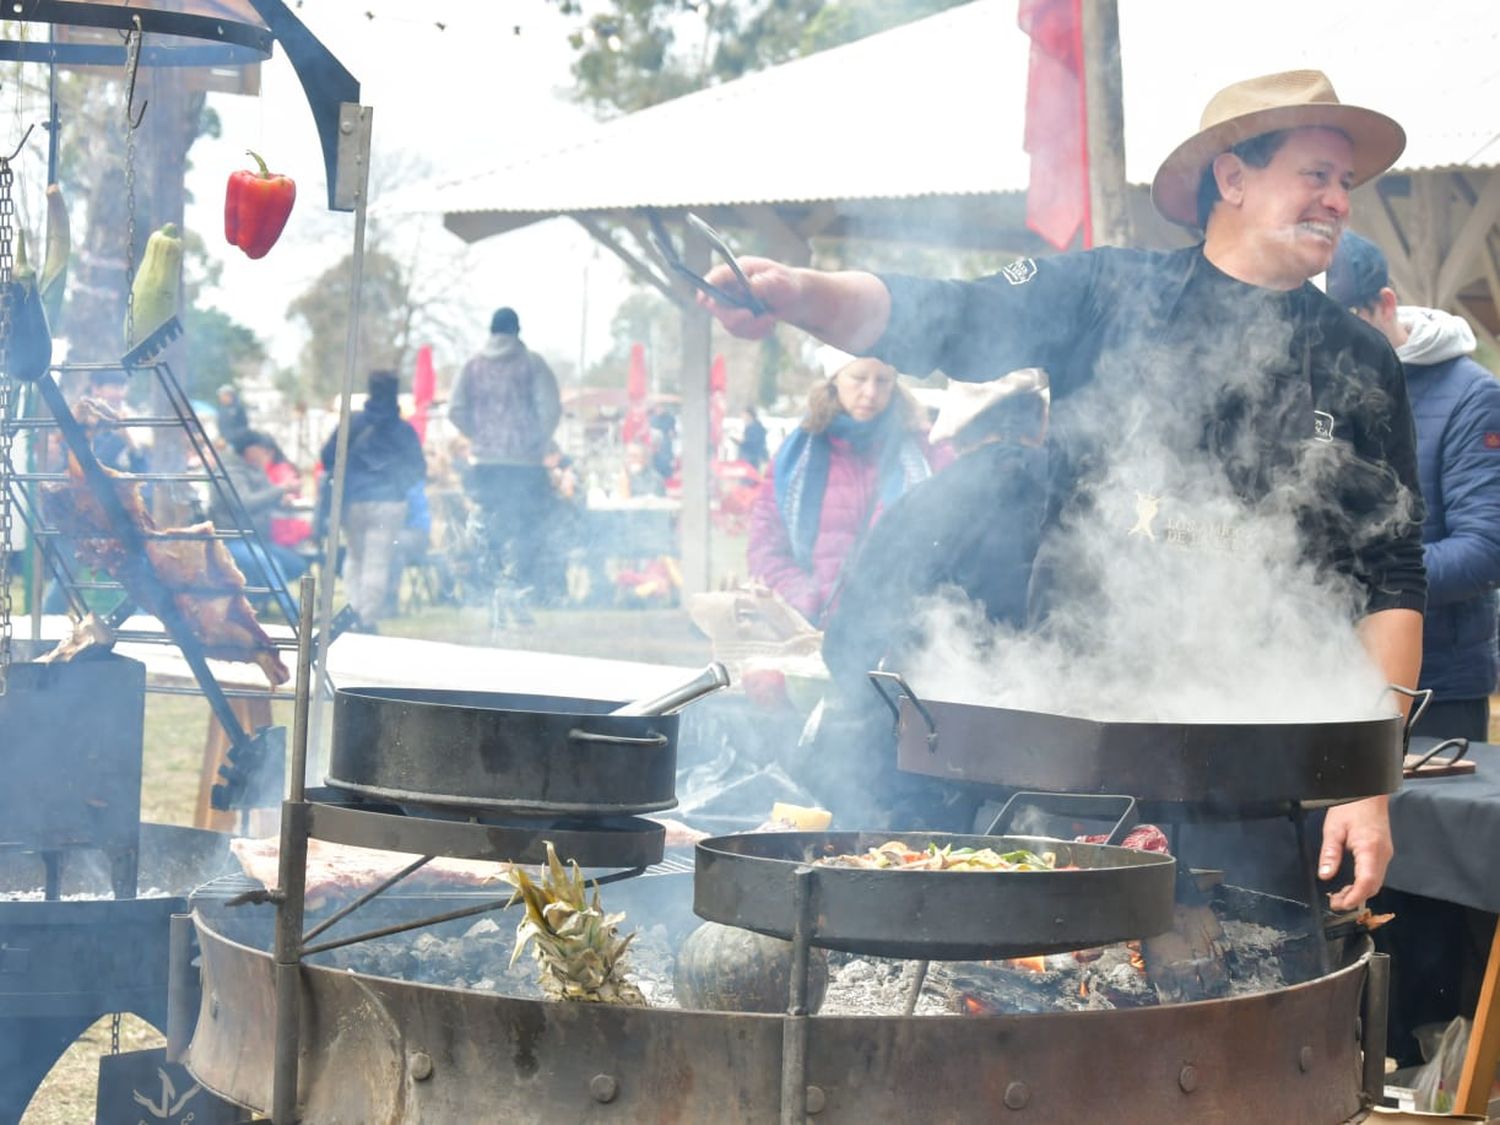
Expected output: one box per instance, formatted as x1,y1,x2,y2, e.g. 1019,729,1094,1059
409,1051,433,1081
209,994,220,1019
1003,1081,1030,1109
805,1085,827,1115
590,1074,619,1104
1298,1046,1313,1073
1178,1065,1199,1093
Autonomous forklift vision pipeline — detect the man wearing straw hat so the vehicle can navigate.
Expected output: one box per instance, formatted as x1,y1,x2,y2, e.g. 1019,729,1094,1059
699,71,1425,912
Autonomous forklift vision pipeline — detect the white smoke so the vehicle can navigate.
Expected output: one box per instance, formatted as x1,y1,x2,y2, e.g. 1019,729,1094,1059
901,274,1408,725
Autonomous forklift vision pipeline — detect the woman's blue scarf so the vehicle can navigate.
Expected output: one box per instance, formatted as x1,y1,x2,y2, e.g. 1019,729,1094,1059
772,410,930,570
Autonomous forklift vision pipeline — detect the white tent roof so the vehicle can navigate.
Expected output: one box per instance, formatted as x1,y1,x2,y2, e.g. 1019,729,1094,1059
430,0,1500,225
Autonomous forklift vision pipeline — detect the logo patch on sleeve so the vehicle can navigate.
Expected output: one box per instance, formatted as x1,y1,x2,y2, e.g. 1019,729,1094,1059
1484,432,1500,450
1000,257,1038,286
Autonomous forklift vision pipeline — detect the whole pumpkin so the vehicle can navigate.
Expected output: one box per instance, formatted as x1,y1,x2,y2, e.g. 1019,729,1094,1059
673,921,829,1013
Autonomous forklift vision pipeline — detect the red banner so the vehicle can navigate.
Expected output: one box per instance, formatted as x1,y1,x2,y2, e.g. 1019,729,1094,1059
1018,0,1090,250
410,343,436,442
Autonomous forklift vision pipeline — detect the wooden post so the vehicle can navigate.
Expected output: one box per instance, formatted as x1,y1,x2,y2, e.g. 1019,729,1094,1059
1456,917,1500,1115
1080,0,1130,248
679,225,713,595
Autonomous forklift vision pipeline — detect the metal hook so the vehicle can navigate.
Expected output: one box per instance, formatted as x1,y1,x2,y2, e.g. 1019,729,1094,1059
124,15,148,130
1,124,35,164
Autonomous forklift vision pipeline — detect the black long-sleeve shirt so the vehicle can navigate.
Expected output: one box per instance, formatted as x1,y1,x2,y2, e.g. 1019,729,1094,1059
873,245,1427,618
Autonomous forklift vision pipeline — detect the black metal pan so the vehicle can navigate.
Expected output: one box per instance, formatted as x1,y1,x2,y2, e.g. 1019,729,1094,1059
871,672,1407,813
328,687,680,816
693,829,1175,961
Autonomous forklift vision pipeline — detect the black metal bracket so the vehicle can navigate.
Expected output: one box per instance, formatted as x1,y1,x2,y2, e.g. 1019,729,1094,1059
867,669,939,750
984,790,1140,845
211,723,287,812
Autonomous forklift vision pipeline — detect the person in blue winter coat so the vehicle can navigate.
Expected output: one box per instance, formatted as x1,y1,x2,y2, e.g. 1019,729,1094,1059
1330,232,1500,741
1330,230,1500,1069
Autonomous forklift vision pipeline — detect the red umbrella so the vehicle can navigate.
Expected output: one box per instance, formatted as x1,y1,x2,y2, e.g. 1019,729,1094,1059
710,353,728,394
410,344,436,442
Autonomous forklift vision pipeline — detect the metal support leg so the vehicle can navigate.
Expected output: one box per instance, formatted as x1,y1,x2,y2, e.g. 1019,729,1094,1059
781,865,815,1125
1291,805,1331,977
271,578,316,1123
1361,952,1390,1109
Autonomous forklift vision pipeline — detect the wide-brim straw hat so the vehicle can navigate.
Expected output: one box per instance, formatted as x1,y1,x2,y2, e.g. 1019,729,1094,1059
1151,70,1406,228
929,369,1048,444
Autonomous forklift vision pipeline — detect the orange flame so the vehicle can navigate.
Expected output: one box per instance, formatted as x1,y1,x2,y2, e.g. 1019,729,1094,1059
1128,947,1146,973
1078,979,1088,998
1007,955,1049,973
961,994,995,1016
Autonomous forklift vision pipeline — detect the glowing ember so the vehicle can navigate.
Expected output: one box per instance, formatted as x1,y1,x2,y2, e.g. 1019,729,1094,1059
961,994,998,1016
1127,943,1146,973
1078,979,1088,998
1007,955,1049,974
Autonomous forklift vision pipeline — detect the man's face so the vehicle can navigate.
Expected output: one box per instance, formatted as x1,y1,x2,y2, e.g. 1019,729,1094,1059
1232,127,1356,282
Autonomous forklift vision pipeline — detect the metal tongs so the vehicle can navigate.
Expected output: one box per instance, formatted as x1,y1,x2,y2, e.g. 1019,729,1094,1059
646,210,768,315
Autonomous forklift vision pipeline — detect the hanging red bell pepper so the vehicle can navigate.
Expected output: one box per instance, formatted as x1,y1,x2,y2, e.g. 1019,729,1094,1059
224,150,296,260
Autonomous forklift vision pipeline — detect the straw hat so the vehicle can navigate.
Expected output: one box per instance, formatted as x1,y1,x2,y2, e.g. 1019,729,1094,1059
929,369,1047,444
1151,70,1405,228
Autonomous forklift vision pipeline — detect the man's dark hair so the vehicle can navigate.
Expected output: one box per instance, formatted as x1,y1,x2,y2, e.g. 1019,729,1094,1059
1194,129,1292,231
490,307,521,335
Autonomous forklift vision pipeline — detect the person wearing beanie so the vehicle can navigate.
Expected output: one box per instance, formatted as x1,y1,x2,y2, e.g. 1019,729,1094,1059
320,370,427,630
448,306,561,600
699,70,1426,911
1330,231,1500,742
1331,232,1500,1068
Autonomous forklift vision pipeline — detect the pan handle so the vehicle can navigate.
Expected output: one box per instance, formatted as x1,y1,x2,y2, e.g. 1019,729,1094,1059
1386,684,1434,751
984,791,1139,846
866,669,938,750
567,728,669,748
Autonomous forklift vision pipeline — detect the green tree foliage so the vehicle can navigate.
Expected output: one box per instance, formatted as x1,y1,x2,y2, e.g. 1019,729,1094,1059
285,247,412,405
182,305,267,402
550,0,971,115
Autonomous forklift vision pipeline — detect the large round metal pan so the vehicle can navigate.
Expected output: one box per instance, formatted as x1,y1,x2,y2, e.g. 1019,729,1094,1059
694,830,1175,961
873,673,1403,812
328,687,678,816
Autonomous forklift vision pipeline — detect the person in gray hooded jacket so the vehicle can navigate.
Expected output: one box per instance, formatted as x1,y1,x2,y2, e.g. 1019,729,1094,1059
1330,231,1500,741
449,307,562,594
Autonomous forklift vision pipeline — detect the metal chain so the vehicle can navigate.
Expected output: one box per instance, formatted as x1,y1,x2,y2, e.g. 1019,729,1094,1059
122,17,143,348
0,155,16,696
110,1010,121,1054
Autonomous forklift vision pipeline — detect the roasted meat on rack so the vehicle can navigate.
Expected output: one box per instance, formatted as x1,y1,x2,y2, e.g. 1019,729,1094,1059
40,421,290,686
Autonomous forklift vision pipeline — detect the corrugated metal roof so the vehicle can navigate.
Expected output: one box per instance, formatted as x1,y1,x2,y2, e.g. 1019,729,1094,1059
431,0,1500,221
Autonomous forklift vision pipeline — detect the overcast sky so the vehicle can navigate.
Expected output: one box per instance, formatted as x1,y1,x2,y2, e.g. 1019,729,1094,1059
185,0,630,384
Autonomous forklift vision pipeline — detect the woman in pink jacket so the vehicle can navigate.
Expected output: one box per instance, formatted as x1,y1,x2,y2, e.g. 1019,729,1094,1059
748,357,937,625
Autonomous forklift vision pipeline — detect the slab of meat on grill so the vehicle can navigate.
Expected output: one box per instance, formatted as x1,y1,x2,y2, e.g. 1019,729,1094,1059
231,836,511,908
40,450,290,686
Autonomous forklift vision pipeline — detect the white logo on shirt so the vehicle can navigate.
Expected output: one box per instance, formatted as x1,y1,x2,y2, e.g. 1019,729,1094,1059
1001,258,1038,286
1312,411,1335,442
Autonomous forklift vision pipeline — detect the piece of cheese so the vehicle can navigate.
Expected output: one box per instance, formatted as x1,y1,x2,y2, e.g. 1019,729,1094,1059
769,802,832,830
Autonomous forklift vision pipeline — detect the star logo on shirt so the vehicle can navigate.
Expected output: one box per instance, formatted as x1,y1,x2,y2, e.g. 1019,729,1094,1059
1128,492,1160,540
